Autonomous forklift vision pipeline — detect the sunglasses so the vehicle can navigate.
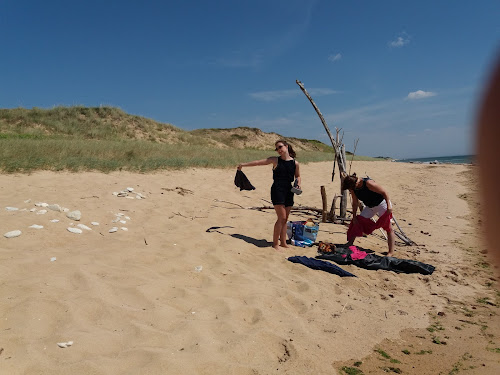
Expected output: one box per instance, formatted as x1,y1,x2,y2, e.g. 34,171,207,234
275,145,285,151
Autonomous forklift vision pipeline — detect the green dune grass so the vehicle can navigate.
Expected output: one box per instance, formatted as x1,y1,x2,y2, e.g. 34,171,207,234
0,106,381,173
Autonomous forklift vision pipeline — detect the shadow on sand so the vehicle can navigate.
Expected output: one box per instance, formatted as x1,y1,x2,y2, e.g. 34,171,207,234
206,226,271,248
230,234,271,248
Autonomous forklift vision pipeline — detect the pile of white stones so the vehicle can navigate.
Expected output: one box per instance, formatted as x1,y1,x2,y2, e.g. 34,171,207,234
108,212,130,233
112,187,146,200
3,198,135,238
3,200,99,238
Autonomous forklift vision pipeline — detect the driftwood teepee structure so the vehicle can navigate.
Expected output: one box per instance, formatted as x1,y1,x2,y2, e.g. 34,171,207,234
296,80,415,245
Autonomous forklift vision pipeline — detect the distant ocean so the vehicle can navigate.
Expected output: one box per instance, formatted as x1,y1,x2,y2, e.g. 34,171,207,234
396,155,475,165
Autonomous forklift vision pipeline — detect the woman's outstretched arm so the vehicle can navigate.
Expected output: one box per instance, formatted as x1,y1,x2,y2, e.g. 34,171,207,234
238,157,276,170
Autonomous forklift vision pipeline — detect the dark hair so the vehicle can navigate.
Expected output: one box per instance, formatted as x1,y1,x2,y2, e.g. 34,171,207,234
275,140,296,158
341,173,357,191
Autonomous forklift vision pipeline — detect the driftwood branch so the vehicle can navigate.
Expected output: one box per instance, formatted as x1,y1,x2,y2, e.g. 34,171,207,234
392,216,415,245
349,138,359,175
296,80,349,219
248,205,324,214
340,144,348,217
296,80,339,154
321,186,328,222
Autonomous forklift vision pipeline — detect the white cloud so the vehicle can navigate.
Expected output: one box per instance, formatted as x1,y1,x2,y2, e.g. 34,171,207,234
407,90,437,100
389,33,410,48
308,88,338,96
249,89,298,101
328,53,342,62
250,88,337,102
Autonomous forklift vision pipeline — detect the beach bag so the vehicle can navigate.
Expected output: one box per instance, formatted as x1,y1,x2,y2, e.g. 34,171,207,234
286,220,319,247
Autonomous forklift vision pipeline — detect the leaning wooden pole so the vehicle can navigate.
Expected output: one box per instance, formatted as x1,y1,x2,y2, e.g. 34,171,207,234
296,80,339,154
296,80,349,218
320,186,328,222
340,144,348,218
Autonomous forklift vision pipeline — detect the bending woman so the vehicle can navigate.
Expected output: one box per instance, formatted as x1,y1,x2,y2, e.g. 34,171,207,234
342,173,395,256
238,140,301,251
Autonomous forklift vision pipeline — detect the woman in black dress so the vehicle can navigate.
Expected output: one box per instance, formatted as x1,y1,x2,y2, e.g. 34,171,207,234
238,140,301,251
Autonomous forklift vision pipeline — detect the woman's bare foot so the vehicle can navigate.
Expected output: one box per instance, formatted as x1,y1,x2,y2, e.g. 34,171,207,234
272,245,283,252
280,243,290,249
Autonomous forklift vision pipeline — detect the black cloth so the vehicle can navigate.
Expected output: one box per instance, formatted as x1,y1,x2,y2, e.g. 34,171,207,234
288,256,356,277
316,248,435,275
271,158,296,206
354,178,384,208
234,170,255,191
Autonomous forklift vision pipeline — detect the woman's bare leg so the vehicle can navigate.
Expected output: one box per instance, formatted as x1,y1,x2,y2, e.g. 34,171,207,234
273,205,287,251
387,229,395,256
279,206,293,248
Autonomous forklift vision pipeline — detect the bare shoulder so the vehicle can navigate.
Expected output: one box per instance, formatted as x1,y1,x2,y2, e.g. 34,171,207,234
366,179,386,193
267,156,278,166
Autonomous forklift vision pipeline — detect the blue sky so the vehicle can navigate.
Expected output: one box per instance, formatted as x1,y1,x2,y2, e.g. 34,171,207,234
1,1,499,158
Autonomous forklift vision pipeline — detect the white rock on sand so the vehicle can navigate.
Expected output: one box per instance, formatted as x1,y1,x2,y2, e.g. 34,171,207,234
4,230,22,238
76,224,92,231
66,210,81,221
47,204,62,212
29,224,44,229
67,227,83,234
5,207,19,211
57,341,73,348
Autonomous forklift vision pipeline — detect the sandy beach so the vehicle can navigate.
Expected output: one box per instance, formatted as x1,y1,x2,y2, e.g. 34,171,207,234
1,161,499,374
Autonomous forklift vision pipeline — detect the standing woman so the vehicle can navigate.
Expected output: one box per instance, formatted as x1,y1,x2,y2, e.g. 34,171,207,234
342,173,395,256
238,140,301,251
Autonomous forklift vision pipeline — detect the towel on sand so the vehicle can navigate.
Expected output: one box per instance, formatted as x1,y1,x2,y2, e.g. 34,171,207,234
317,247,435,275
288,256,356,277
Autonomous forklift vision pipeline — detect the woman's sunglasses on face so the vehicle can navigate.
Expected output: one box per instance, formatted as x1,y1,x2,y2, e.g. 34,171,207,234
275,145,285,151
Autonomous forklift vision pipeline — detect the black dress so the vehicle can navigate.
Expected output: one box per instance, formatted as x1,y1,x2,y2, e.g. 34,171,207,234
271,158,296,206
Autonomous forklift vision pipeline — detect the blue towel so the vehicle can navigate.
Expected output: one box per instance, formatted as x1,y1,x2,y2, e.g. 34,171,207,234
288,256,356,277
